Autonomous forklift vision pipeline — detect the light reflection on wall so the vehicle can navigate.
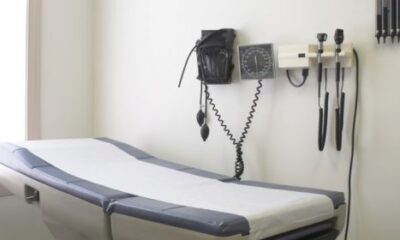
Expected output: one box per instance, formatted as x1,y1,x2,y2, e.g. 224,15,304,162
0,1,27,141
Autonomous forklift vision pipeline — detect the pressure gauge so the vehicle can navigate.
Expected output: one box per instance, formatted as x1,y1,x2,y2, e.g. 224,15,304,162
239,44,275,80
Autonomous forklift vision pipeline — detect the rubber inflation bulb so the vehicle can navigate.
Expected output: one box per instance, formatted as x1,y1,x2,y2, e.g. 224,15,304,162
196,110,205,126
201,124,210,141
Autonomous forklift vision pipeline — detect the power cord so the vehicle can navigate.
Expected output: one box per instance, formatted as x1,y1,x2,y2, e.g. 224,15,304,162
204,80,263,179
344,49,359,240
286,68,309,87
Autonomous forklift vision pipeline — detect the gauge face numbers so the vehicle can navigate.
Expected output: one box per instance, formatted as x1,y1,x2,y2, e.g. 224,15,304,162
239,44,275,80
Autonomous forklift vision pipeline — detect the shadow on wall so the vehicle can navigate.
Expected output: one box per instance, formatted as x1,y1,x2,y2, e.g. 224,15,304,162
0,184,12,197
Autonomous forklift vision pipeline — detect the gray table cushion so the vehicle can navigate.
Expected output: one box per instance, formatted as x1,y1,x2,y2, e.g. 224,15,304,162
142,157,190,170
14,148,50,169
96,137,153,159
109,196,250,237
0,144,132,212
181,168,234,181
97,138,233,181
68,181,132,212
237,181,345,209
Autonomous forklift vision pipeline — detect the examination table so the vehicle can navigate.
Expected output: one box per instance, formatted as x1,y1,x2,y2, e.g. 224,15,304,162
0,138,346,240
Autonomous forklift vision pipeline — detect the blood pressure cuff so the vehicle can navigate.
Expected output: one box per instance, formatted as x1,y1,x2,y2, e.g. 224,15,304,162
196,29,236,84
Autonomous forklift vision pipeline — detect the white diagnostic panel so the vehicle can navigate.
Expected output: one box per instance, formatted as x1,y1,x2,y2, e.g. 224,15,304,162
278,43,354,69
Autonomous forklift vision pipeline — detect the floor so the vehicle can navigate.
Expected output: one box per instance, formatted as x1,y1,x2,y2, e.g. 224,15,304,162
0,185,54,240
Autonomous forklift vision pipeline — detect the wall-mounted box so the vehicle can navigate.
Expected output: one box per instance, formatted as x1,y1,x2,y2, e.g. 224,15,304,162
278,43,354,69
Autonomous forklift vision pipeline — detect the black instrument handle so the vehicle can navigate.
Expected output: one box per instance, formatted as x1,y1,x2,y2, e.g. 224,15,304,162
336,108,342,151
335,93,346,151
336,62,341,83
318,108,324,151
398,0,400,41
397,0,400,34
318,93,330,151
323,92,329,142
318,62,323,83
383,3,389,40
340,93,346,132
377,14,382,33
392,0,397,33
376,0,383,43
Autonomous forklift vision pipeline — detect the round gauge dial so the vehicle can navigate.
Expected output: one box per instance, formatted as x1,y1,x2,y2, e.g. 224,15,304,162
239,44,275,80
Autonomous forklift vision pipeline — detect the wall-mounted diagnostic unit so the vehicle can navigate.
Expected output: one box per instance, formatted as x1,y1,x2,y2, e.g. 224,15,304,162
376,0,400,43
278,43,353,69
278,29,354,151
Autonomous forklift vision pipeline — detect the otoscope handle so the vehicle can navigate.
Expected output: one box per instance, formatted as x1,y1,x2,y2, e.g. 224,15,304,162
318,62,323,83
318,108,324,151
336,62,341,82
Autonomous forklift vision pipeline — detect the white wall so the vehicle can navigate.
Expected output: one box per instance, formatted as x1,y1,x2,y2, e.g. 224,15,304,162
39,0,93,139
92,0,399,239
